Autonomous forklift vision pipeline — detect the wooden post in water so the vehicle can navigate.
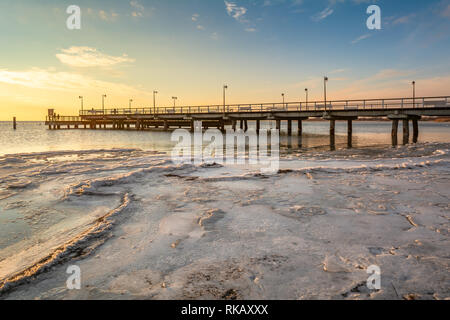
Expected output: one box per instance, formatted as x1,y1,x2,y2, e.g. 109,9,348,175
13,117,16,130
297,120,303,148
256,120,260,134
347,120,353,148
330,120,336,151
276,120,281,131
403,119,409,145
287,120,292,136
412,119,419,143
232,120,236,131
244,120,248,132
392,120,398,146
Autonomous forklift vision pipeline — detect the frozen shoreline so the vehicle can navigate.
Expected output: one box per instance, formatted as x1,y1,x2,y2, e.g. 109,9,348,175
0,143,449,300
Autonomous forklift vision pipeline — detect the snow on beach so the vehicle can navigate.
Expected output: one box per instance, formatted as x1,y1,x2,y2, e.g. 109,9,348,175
0,143,449,300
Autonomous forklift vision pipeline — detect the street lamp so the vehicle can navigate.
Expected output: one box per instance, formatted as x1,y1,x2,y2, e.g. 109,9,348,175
79,96,83,113
102,94,107,114
223,85,228,112
324,77,329,111
412,81,416,107
305,88,308,107
172,96,178,108
153,90,158,114
282,93,285,108
129,99,133,109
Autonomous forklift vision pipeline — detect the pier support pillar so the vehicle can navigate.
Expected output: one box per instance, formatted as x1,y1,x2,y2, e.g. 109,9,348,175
330,120,336,151
13,117,16,130
347,120,353,148
298,120,302,136
413,119,419,143
391,120,399,146
232,120,237,131
256,120,260,134
287,120,292,136
244,120,248,132
403,119,409,145
164,121,169,131
190,120,194,133
276,120,281,131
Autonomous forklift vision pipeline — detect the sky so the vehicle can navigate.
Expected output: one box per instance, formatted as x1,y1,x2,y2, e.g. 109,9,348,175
0,0,449,120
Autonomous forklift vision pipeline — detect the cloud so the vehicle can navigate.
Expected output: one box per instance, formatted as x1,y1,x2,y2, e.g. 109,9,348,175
130,0,152,18
293,75,347,90
224,1,258,31
312,6,334,21
371,69,413,80
56,47,135,68
330,68,348,74
190,14,207,31
99,10,119,21
392,14,416,25
0,68,147,97
332,74,450,100
351,33,372,44
224,1,248,22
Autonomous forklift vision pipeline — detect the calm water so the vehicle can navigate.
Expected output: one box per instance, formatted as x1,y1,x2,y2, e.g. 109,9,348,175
1,121,449,156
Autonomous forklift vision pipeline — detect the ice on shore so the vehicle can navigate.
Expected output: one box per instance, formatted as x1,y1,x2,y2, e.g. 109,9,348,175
0,144,449,300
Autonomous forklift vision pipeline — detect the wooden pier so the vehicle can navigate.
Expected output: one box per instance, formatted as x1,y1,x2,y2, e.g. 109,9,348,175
46,96,450,146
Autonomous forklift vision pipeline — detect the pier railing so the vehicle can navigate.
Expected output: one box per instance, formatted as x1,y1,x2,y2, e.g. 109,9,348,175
79,96,450,116
46,116,82,122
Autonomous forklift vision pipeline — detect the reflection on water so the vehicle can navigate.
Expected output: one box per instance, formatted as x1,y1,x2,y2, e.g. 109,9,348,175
0,121,449,156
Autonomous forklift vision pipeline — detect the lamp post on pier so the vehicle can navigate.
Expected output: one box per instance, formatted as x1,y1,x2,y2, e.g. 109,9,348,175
172,96,177,108
129,99,133,109
305,88,308,107
79,96,83,114
153,90,158,114
324,77,328,111
412,81,416,108
102,94,107,114
282,93,285,108
223,85,228,113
